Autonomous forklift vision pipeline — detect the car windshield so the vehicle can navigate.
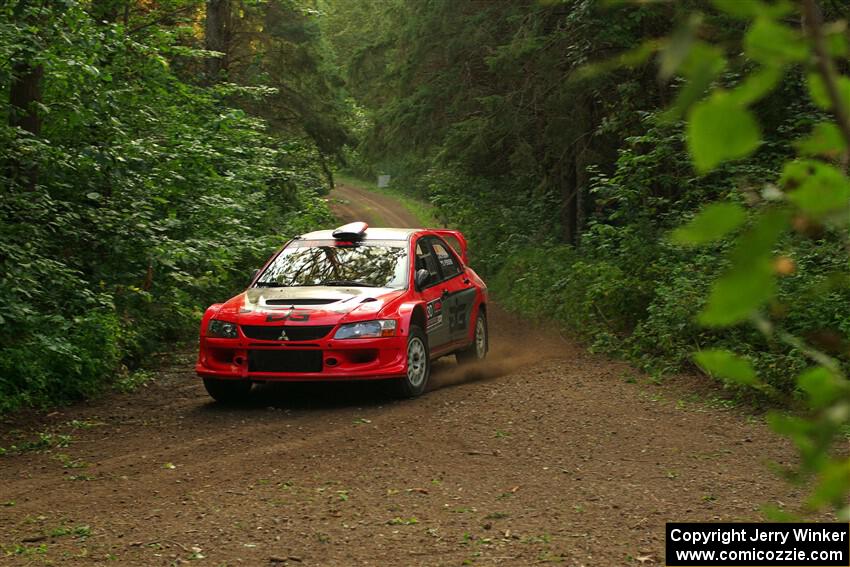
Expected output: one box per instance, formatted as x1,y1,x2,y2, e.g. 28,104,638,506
255,239,409,289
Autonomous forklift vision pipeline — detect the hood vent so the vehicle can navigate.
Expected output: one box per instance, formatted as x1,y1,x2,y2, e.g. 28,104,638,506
265,298,338,306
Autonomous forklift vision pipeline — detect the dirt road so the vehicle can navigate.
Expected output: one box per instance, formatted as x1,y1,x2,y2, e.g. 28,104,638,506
0,183,809,566
329,184,421,228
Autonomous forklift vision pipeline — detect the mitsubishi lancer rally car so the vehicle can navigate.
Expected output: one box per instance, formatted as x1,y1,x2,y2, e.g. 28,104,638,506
196,222,489,402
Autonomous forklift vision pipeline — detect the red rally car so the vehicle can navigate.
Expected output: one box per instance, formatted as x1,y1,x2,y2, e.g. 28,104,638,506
196,222,489,402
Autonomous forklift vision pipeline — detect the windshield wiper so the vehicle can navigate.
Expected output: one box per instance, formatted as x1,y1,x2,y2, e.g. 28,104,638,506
320,279,378,287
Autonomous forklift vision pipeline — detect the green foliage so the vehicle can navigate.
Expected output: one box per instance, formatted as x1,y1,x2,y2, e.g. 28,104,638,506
230,0,353,177
671,202,746,245
699,208,790,327
807,73,850,110
0,1,336,412
694,349,759,386
797,367,844,409
670,0,850,516
782,160,850,218
795,122,846,156
687,93,761,172
744,18,808,64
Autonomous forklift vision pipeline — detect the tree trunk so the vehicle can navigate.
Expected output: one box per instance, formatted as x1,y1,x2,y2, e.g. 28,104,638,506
9,61,43,190
574,142,590,248
561,96,596,246
559,156,579,245
317,151,335,195
9,62,42,136
89,0,123,23
205,0,231,82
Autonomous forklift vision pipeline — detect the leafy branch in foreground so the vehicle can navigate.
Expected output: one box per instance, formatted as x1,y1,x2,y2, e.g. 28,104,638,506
662,0,850,517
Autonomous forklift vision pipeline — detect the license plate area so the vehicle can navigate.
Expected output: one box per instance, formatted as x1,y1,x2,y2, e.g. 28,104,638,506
248,350,323,373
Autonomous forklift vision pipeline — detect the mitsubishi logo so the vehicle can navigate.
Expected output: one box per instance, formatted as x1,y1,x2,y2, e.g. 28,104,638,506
277,328,289,341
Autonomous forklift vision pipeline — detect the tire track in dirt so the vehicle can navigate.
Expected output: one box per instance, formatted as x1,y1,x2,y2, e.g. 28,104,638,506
0,183,815,566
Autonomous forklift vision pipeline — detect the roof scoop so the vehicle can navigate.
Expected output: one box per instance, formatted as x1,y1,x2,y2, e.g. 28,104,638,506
332,221,368,240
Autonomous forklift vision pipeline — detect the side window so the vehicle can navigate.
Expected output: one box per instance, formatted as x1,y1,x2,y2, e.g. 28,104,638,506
431,240,461,278
440,234,464,260
415,241,441,286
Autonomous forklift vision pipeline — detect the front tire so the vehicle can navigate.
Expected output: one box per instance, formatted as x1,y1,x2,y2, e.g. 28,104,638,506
203,378,252,404
456,311,488,365
392,325,431,398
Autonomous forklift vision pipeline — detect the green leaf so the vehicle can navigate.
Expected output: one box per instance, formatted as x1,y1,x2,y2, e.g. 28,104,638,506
808,74,830,108
767,412,811,438
687,93,761,173
699,259,775,326
658,13,700,80
711,0,792,19
807,73,850,111
729,208,791,265
744,18,808,64
760,504,799,522
766,411,826,470
700,209,790,326
711,0,759,17
664,43,726,120
809,459,850,508
798,367,845,409
782,160,850,217
671,202,746,246
826,28,848,57
795,123,847,156
694,349,759,385
806,73,832,109
728,66,782,106
574,39,658,80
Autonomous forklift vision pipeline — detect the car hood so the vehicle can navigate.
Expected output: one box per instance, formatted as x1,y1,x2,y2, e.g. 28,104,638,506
216,286,406,326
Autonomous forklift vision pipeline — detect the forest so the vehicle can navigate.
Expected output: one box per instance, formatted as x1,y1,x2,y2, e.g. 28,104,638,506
5,0,850,517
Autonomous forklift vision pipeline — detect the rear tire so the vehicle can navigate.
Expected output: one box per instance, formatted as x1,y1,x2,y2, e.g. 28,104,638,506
391,325,430,398
203,378,252,404
456,311,488,365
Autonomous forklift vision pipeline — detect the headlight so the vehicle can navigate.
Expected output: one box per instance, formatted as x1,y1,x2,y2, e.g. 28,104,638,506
207,319,238,338
333,320,397,339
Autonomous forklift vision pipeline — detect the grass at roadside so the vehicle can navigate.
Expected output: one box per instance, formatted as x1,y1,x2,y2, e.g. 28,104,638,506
335,172,440,228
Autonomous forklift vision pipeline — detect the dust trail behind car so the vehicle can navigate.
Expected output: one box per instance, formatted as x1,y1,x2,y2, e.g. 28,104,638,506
429,305,572,390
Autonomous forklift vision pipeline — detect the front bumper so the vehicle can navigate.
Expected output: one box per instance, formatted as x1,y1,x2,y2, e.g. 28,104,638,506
195,335,407,382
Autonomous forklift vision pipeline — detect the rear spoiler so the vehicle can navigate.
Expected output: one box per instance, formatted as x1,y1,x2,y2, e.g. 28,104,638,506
430,229,469,265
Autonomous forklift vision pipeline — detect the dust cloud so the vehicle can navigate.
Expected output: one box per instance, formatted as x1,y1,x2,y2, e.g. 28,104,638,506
430,313,572,390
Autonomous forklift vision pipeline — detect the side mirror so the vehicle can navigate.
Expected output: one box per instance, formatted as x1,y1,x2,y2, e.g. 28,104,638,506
414,268,430,291
249,269,260,287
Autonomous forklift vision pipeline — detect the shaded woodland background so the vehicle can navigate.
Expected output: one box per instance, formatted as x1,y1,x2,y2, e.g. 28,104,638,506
3,0,850,412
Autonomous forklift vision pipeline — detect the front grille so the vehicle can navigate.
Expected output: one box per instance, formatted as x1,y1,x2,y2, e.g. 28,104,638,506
248,350,323,373
241,325,334,341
